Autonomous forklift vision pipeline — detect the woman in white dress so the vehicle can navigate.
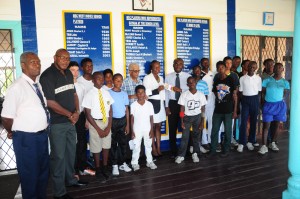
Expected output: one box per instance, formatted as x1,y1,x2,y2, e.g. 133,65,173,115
143,60,166,157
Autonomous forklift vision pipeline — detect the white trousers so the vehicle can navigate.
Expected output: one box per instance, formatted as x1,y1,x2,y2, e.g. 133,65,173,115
131,130,153,165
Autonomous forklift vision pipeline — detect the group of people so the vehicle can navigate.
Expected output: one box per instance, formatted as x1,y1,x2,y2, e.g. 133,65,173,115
0,49,290,199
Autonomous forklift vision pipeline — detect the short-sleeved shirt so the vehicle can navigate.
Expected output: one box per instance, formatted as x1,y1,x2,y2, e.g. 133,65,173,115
214,72,240,88
178,90,207,116
40,64,76,124
82,87,114,119
262,77,290,102
75,82,85,112
196,80,209,95
109,89,129,118
77,76,94,95
1,73,48,132
122,77,142,105
130,101,154,132
213,76,235,114
239,74,262,96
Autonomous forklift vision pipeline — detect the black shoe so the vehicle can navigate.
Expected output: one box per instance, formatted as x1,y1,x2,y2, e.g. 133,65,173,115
67,180,88,187
220,152,229,158
54,193,73,199
96,169,107,183
102,166,112,180
206,152,217,158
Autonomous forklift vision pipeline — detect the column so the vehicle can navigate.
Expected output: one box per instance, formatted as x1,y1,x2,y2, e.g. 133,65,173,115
283,0,300,198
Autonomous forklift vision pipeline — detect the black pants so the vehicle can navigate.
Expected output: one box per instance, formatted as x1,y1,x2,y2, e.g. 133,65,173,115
75,112,87,173
110,117,127,165
168,100,181,156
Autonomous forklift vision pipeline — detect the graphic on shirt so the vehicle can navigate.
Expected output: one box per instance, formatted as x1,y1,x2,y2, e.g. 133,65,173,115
187,100,200,110
54,84,74,94
216,84,230,101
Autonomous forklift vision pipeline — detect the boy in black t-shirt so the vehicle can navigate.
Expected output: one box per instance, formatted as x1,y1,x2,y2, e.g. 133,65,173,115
208,61,237,157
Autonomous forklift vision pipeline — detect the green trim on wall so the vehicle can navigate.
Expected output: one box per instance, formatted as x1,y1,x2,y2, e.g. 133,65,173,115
0,20,23,77
236,29,293,57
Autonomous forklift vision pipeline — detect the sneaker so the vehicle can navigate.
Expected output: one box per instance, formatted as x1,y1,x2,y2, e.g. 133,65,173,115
189,146,193,154
237,144,244,153
112,165,119,176
175,156,184,164
95,169,106,183
269,142,279,151
146,162,157,170
192,153,199,163
258,145,268,155
102,166,112,180
80,168,95,176
253,142,259,147
132,164,140,171
231,138,239,146
200,146,209,154
246,142,254,151
216,144,222,153
119,163,132,172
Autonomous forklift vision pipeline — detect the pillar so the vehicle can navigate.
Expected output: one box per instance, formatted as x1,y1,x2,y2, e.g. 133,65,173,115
282,0,300,198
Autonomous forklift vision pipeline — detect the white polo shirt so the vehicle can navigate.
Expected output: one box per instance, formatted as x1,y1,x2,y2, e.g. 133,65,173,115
1,73,48,132
82,87,114,119
239,74,262,96
178,90,207,116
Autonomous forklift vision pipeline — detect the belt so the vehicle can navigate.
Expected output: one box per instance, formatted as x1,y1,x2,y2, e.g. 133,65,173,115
37,128,47,133
93,118,103,120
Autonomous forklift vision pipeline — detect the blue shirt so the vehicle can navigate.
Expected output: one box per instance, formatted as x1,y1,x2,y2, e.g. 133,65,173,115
121,77,142,105
196,80,209,95
109,89,129,118
262,77,290,102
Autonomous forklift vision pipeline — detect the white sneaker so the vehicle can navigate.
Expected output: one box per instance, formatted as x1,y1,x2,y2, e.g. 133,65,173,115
253,142,259,147
200,146,209,154
175,156,184,164
119,163,132,172
131,164,140,171
146,162,157,170
231,138,239,146
237,144,244,153
189,146,193,154
246,142,254,151
258,145,268,155
112,165,119,176
269,142,279,151
192,153,199,163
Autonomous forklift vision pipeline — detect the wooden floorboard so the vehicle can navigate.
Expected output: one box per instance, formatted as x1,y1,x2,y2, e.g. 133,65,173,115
0,131,290,199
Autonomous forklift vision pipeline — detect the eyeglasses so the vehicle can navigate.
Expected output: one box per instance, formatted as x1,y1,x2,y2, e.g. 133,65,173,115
56,55,70,61
129,70,140,73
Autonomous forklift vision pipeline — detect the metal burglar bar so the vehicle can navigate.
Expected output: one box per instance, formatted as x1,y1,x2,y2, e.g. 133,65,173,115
0,29,17,171
241,35,293,130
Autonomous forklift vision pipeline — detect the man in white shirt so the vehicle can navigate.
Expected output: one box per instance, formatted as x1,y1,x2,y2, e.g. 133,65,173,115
165,58,190,158
237,61,262,152
199,58,215,146
1,52,49,199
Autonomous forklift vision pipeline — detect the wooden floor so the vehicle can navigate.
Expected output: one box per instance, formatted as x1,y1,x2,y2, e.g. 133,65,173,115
0,131,290,199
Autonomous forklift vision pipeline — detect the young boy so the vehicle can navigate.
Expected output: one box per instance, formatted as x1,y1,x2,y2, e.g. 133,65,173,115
175,77,207,164
130,85,157,171
109,74,132,175
237,61,262,152
259,63,290,155
82,72,114,182
209,61,237,157
103,68,114,90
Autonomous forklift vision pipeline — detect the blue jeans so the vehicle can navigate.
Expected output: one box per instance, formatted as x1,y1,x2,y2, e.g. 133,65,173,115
13,130,49,199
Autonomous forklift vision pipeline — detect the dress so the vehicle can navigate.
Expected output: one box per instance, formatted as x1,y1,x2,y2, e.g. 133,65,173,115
143,73,166,123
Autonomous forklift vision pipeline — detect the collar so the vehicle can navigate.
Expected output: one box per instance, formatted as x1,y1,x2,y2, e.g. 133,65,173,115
21,73,39,84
